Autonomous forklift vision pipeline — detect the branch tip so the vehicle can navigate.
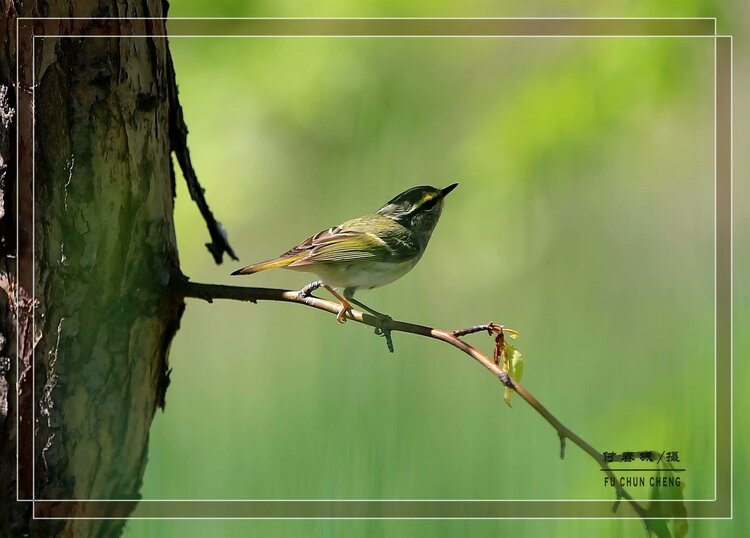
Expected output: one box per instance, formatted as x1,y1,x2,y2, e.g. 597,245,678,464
167,48,238,265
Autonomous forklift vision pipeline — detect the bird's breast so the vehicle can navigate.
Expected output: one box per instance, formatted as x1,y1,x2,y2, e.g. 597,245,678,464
291,258,419,289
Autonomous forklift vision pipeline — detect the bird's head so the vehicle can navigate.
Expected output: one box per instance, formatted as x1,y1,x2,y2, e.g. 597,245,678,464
376,183,458,239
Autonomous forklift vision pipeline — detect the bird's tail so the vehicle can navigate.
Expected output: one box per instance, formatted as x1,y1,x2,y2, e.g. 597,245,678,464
231,254,303,276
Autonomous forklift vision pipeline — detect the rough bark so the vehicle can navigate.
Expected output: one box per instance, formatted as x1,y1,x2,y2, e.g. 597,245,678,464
1,1,186,536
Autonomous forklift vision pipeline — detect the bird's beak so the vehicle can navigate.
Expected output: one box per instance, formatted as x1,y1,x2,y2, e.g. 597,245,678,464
440,182,459,198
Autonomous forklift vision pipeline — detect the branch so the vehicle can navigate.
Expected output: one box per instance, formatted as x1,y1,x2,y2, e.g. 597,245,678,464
165,50,238,264
174,280,648,521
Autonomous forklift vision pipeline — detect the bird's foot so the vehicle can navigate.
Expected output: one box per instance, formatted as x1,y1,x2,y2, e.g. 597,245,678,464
373,315,392,336
373,315,394,353
322,284,353,323
298,280,323,298
336,301,353,324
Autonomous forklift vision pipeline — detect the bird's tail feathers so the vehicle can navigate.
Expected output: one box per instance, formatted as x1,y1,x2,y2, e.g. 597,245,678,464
231,254,303,276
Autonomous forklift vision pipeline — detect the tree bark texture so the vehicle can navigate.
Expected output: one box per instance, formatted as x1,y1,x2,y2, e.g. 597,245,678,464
1,2,185,536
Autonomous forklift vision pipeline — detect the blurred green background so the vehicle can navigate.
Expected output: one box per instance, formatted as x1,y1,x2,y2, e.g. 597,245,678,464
124,2,748,537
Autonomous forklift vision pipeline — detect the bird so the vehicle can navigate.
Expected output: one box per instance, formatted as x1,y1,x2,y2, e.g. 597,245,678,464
231,183,458,325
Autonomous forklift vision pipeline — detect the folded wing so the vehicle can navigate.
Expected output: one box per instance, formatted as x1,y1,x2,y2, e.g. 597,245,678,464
287,215,420,267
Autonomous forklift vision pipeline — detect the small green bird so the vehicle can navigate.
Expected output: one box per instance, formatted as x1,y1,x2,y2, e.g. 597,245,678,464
231,183,458,323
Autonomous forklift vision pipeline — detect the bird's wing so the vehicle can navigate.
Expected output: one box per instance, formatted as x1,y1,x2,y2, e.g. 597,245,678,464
285,215,420,267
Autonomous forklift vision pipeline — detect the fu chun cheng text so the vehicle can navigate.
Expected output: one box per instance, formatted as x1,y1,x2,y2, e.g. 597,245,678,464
604,475,681,488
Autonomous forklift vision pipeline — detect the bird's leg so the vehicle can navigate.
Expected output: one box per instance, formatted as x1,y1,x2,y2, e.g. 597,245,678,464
323,285,353,324
298,279,323,298
346,296,387,318
343,288,394,353
343,288,390,322
348,298,394,339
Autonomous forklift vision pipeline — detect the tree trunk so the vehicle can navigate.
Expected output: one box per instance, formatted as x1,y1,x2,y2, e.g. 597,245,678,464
0,2,189,536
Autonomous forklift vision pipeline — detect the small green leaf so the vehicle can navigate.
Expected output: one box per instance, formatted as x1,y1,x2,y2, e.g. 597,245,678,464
503,342,524,407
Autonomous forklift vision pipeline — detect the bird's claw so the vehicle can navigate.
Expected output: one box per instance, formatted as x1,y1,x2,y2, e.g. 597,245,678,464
336,304,352,324
373,315,392,336
373,315,394,353
298,280,323,299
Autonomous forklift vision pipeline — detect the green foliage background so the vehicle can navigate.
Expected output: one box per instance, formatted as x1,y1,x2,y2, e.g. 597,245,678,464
124,2,748,537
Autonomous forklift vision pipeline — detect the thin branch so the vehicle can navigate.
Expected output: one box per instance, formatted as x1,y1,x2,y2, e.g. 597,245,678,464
165,50,238,264
174,280,648,521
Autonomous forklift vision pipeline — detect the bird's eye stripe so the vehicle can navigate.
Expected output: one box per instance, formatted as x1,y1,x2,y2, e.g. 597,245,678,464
421,196,440,210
